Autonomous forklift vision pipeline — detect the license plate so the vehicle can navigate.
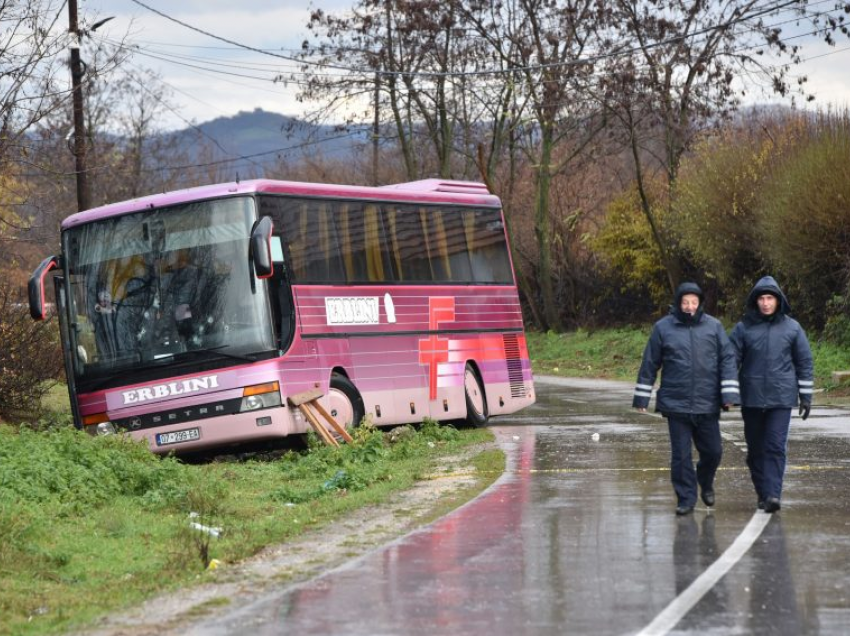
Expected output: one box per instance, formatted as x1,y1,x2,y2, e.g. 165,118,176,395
156,428,200,446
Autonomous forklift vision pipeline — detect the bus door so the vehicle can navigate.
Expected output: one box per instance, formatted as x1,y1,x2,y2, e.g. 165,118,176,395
54,276,83,429
270,236,295,353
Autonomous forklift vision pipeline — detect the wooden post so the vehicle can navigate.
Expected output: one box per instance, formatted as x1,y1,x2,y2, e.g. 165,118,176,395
287,388,353,446
312,401,354,443
298,403,339,447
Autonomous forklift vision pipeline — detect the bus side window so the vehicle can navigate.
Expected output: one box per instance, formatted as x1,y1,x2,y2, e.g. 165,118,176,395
301,203,330,281
442,210,473,283
261,196,346,284
336,203,369,283
469,209,513,283
363,204,395,282
386,206,432,282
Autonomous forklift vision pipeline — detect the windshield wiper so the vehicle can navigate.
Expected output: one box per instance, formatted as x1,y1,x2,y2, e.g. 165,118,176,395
77,347,259,393
174,345,256,363
77,356,175,392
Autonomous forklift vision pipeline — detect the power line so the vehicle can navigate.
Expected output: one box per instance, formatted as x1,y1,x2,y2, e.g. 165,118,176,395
129,0,345,71
130,0,825,79
14,130,367,179
122,67,269,173
117,0,840,58
104,6,850,115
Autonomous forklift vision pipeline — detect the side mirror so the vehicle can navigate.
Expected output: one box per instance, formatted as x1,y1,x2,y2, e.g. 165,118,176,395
250,216,274,279
29,255,60,320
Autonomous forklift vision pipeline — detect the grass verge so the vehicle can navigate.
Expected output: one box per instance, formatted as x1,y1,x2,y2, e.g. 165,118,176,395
526,328,646,380
526,327,850,397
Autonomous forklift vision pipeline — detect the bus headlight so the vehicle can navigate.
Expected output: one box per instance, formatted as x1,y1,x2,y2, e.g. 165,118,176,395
243,395,263,411
83,412,115,436
239,382,282,412
96,422,117,436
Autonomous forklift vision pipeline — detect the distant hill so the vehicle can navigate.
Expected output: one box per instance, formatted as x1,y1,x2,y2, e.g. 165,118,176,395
166,108,368,169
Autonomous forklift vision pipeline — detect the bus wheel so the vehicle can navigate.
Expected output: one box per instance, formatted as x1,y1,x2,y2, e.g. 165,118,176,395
328,373,365,430
464,363,489,428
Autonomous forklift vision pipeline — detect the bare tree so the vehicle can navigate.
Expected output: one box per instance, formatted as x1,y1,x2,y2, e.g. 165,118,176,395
0,1,70,244
461,0,610,329
300,0,491,181
0,2,70,162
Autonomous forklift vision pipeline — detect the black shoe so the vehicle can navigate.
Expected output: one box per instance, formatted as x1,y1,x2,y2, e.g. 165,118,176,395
757,500,765,510
764,497,781,513
701,490,715,507
676,505,694,516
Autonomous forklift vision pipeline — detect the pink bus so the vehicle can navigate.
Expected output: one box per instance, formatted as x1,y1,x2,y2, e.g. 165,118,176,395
29,179,535,454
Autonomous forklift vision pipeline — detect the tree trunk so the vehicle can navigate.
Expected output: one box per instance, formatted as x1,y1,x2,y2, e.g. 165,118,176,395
629,126,679,294
535,128,560,330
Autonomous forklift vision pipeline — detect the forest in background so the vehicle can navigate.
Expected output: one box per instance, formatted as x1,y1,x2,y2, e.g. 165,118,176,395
3,0,850,416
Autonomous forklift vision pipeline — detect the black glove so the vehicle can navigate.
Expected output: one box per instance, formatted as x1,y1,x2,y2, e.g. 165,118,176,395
799,402,811,420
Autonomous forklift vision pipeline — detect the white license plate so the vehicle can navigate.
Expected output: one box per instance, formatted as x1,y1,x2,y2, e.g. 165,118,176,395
156,428,200,446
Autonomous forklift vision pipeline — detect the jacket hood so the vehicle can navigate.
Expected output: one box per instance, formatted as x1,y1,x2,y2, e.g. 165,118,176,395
746,275,791,317
671,282,704,323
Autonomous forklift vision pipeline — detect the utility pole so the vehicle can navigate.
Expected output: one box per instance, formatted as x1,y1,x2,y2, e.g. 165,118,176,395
68,0,91,212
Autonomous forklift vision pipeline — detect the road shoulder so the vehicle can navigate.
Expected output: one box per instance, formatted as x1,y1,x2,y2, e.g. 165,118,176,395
77,441,499,636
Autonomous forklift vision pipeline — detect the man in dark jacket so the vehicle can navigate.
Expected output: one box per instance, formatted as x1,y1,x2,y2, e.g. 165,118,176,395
633,282,739,516
729,276,814,513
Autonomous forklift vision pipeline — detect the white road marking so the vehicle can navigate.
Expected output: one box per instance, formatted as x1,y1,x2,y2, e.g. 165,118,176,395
634,512,772,636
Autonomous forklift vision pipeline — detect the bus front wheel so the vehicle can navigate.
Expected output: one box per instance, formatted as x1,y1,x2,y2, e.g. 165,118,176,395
328,373,365,430
464,363,489,428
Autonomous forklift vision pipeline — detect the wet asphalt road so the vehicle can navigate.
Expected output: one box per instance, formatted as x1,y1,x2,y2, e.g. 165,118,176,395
189,377,850,635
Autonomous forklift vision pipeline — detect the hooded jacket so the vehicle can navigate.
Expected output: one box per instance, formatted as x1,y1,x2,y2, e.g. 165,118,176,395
633,282,739,414
729,276,814,408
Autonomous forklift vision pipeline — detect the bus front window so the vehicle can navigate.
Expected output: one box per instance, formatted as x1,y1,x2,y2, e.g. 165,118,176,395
65,196,275,385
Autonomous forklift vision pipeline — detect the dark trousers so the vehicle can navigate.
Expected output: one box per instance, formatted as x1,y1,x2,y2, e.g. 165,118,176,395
741,407,792,501
666,414,723,507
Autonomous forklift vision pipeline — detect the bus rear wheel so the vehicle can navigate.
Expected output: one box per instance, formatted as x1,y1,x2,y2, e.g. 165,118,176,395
463,363,489,428
328,373,365,431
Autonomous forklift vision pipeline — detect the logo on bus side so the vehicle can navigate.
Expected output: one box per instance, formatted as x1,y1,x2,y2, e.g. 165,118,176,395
325,297,381,325
122,375,220,405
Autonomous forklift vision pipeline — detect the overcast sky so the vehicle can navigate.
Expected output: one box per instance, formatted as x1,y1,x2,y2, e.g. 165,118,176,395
85,0,850,131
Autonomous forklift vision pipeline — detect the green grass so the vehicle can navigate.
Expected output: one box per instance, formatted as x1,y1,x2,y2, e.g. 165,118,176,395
527,326,850,396
526,328,647,380
0,420,498,636
810,339,850,393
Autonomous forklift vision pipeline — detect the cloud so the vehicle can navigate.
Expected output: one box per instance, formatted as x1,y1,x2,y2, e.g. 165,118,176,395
80,1,850,129
85,0,322,127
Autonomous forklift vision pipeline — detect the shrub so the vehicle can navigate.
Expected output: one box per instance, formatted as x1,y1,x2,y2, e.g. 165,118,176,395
592,185,670,310
822,295,850,349
671,124,787,310
0,424,189,511
0,279,63,418
755,111,850,328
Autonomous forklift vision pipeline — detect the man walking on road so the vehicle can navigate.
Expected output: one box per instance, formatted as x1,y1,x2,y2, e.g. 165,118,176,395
633,282,739,516
729,276,814,513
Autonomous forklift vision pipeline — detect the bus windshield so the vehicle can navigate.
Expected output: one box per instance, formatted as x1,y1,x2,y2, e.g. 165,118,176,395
64,196,275,384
